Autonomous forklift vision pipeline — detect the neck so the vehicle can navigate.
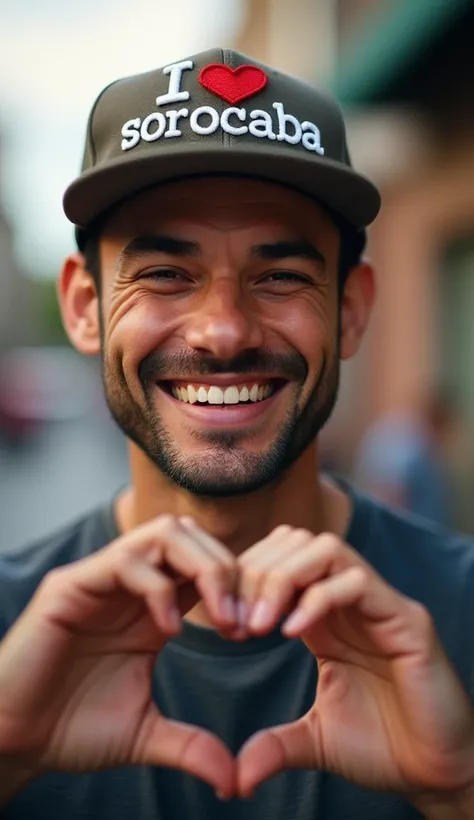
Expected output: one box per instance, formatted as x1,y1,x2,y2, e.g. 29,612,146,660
117,443,350,549
115,442,351,628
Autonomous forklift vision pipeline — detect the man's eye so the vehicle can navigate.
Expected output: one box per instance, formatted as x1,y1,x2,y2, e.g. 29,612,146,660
261,271,312,284
143,268,185,281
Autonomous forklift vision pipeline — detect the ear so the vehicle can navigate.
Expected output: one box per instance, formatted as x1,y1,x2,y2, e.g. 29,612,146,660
339,260,376,360
57,252,101,356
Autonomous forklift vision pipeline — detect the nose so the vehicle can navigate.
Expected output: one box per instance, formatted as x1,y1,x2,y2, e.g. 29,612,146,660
184,278,264,360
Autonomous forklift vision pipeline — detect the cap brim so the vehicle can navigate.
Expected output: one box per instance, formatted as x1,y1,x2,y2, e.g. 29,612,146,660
63,142,381,231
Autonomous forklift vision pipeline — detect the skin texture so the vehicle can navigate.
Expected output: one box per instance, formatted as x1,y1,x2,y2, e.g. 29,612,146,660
0,178,472,816
59,177,373,559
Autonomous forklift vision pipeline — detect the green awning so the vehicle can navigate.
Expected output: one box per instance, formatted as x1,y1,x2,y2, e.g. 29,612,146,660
330,0,472,104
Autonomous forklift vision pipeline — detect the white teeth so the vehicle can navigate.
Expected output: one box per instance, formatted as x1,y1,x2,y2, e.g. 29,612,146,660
208,386,224,404
224,386,240,404
171,382,273,404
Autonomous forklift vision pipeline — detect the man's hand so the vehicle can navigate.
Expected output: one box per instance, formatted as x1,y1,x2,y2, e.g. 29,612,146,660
236,528,474,805
0,515,237,798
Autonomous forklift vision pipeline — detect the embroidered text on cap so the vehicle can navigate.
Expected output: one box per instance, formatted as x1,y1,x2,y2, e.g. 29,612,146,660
120,59,325,156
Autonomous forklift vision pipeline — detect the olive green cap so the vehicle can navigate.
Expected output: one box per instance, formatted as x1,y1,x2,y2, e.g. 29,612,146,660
63,47,380,232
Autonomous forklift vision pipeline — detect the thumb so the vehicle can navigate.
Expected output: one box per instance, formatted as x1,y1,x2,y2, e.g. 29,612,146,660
134,707,236,798
237,714,318,797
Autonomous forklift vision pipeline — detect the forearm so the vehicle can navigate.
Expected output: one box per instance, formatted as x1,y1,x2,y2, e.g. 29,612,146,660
0,763,35,807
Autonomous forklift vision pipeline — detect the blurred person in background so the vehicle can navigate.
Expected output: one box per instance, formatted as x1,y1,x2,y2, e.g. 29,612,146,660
1,49,474,820
354,388,462,527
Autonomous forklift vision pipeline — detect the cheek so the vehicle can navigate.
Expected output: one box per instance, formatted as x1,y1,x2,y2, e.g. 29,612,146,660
105,294,178,381
270,296,337,372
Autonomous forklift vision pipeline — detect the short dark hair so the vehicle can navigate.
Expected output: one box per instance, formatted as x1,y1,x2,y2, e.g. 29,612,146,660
78,206,366,297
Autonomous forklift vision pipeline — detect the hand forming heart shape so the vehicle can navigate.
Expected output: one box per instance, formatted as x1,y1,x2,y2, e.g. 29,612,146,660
0,515,473,809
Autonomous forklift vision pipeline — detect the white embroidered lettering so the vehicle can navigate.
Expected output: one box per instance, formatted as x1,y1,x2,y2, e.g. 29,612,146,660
273,102,302,145
165,108,189,138
301,121,325,155
121,117,141,151
248,110,276,140
220,107,248,136
156,60,193,106
190,105,219,135
120,100,324,155
141,112,167,142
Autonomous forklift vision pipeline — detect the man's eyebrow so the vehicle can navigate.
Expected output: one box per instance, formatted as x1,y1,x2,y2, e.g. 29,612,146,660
250,239,325,265
117,234,201,270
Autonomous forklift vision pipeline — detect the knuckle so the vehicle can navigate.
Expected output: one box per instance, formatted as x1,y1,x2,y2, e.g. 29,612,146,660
350,565,369,587
113,541,136,574
318,532,344,555
409,599,434,636
273,524,293,537
267,566,289,588
154,514,180,538
240,565,263,586
39,566,68,595
294,528,313,541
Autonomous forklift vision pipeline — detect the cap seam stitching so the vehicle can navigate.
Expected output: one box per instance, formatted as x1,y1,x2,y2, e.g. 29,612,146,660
222,47,232,149
87,78,124,168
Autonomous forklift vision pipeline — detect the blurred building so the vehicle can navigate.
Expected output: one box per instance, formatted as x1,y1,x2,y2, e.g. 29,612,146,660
0,136,38,351
239,0,474,528
332,0,474,527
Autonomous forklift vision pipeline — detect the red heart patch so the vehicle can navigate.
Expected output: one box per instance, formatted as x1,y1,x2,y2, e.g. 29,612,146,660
198,64,268,105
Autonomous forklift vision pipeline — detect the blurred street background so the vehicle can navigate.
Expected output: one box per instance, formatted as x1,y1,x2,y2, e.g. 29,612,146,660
1,0,474,548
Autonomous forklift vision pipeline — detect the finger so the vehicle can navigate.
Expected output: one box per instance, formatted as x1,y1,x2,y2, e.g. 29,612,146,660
282,566,368,637
64,516,237,631
238,716,316,798
238,527,310,628
247,534,369,634
117,562,181,635
157,516,237,626
135,708,235,799
178,517,237,625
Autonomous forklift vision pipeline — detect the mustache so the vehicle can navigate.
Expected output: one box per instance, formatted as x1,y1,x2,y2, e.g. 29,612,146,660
139,348,308,385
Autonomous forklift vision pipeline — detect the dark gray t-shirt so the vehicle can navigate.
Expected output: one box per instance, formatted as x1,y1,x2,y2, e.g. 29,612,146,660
1,487,474,820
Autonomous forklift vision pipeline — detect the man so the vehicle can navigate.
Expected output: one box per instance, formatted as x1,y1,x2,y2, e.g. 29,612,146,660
0,48,474,819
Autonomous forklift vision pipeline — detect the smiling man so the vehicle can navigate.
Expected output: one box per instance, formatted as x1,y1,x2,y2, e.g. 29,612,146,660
1,49,474,820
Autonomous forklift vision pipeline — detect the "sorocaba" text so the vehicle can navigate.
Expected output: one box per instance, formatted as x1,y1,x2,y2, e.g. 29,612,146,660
120,59,325,156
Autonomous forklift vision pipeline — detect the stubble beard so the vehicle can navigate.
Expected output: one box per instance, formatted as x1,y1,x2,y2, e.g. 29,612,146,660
102,352,340,498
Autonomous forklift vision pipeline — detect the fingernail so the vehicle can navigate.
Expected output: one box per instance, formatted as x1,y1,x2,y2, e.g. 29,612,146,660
249,599,272,631
237,599,248,629
222,595,236,623
283,608,309,635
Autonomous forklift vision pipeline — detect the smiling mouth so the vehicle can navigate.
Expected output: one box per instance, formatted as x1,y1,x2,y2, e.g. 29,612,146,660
159,378,287,406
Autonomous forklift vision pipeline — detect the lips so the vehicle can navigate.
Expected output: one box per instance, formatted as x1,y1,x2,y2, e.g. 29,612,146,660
155,377,289,429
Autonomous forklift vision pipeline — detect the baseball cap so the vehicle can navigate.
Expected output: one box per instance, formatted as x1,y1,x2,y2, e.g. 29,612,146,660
63,48,381,236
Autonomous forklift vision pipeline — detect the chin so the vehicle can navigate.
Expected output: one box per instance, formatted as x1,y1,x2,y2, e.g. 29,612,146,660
152,446,288,497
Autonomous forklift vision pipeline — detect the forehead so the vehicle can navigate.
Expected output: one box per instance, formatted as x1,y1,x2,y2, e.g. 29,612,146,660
101,177,338,241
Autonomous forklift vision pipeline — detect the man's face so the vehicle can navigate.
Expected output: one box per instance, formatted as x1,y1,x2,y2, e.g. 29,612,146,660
97,178,342,496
